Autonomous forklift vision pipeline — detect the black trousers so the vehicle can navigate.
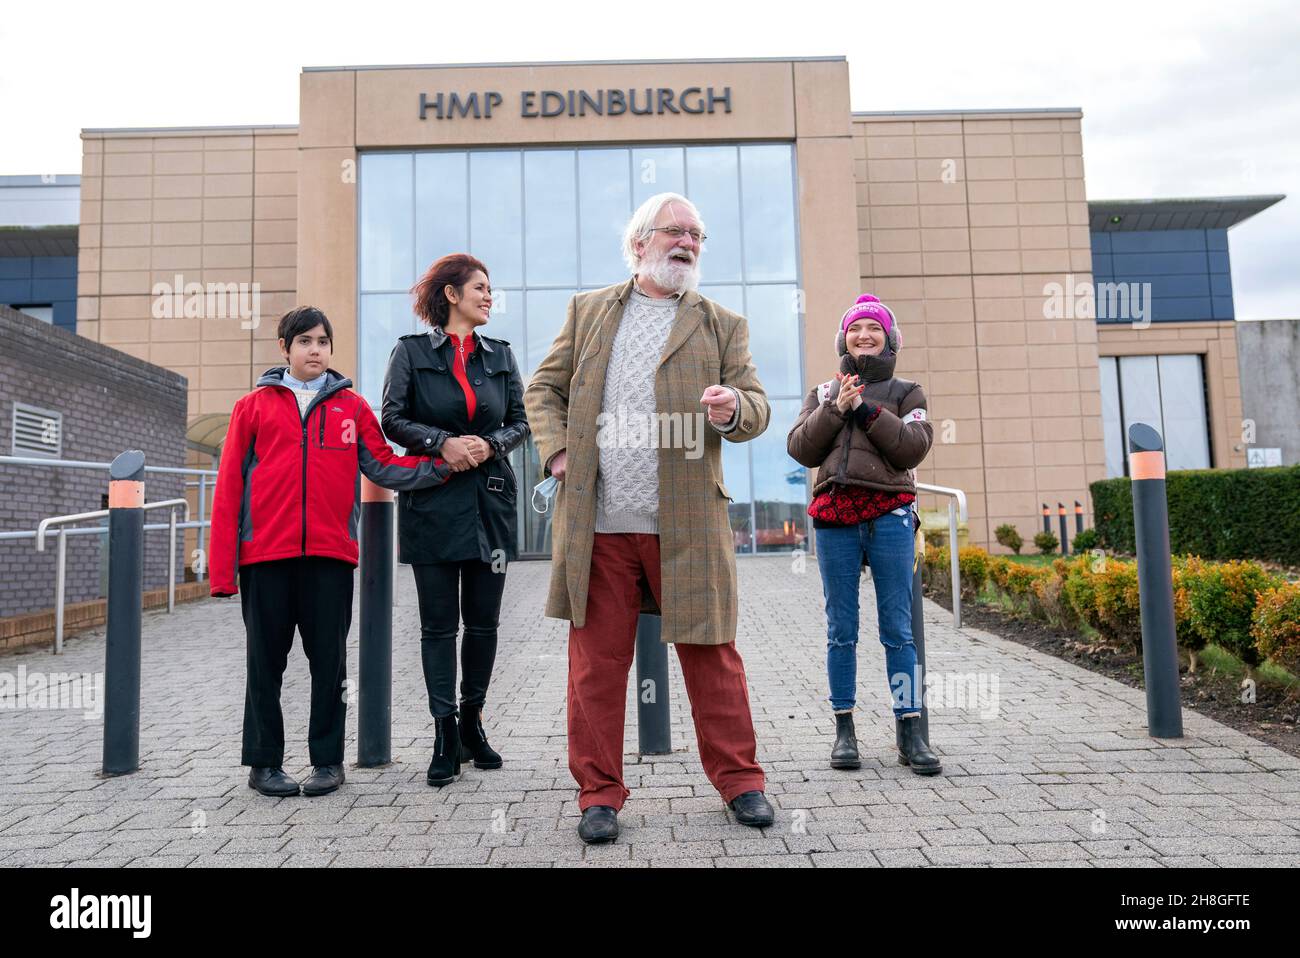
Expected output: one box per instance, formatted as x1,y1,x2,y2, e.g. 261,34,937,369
411,560,506,718
239,556,353,767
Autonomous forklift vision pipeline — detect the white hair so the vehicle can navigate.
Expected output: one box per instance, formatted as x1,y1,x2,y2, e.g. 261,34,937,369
621,193,706,274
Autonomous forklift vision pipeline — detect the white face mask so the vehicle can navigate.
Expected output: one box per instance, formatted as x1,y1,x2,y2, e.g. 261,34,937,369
531,474,559,514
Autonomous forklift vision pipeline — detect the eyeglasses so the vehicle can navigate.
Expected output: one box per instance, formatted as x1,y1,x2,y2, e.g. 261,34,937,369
647,226,707,244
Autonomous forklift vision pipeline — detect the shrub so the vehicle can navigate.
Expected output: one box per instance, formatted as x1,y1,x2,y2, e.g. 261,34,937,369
1071,528,1099,552
1058,556,1099,631
1091,465,1300,565
1187,560,1281,668
1004,563,1049,603
1031,571,1075,628
1171,556,1210,667
994,523,1024,554
1252,583,1300,675
988,556,1012,591
922,543,949,595
1091,561,1143,651
957,546,991,598
1033,531,1059,555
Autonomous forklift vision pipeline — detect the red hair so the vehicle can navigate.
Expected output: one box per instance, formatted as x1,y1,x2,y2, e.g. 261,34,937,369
411,253,489,328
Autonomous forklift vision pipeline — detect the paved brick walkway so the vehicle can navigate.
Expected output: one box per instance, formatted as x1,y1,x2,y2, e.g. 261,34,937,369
2,556,1298,868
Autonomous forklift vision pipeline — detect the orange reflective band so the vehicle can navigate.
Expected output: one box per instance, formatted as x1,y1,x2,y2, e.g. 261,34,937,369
1129,450,1166,481
108,480,145,508
361,477,393,503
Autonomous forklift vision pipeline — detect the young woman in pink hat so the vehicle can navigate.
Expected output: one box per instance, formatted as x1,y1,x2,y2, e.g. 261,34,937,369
787,294,941,775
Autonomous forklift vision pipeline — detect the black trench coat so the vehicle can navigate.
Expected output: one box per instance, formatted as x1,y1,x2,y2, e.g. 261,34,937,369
381,326,529,565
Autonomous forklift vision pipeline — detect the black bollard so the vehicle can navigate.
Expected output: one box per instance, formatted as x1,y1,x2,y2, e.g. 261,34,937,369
357,478,393,767
911,560,930,743
1041,503,1051,535
103,450,145,776
1074,500,1084,536
635,614,671,755
1128,423,1183,738
1057,503,1070,555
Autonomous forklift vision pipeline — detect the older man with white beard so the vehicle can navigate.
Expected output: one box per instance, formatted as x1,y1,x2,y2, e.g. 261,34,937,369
525,193,775,844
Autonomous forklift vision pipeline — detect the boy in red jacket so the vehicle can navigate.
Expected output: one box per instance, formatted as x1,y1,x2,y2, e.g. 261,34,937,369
210,306,451,797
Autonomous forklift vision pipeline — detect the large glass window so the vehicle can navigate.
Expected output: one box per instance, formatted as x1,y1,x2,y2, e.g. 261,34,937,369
1099,354,1212,476
358,144,804,556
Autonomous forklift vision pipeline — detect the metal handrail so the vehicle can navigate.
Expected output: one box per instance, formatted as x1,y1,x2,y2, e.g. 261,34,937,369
29,499,191,655
0,454,215,582
0,455,216,478
916,482,968,629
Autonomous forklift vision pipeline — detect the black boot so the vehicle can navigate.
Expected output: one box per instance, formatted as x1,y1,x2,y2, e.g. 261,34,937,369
830,711,860,770
895,715,942,775
427,713,462,787
458,703,503,770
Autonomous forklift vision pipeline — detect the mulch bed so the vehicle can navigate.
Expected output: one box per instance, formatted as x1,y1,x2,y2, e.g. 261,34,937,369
925,587,1300,760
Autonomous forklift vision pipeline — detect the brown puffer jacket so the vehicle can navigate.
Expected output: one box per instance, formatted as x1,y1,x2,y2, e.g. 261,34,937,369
787,371,933,496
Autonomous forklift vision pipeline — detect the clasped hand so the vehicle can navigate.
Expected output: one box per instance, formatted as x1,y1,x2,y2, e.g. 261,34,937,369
440,435,492,472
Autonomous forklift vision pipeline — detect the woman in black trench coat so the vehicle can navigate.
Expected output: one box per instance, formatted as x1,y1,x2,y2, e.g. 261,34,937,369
381,253,529,787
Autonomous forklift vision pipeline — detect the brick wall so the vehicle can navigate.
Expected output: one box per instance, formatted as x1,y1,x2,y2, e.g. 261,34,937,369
0,305,188,617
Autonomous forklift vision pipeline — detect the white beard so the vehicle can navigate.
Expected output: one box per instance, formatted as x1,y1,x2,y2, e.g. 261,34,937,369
641,245,701,294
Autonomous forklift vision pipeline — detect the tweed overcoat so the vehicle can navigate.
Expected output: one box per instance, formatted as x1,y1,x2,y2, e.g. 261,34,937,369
523,278,769,645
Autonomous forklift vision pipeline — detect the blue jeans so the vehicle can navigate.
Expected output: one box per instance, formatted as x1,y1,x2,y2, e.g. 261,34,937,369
816,510,922,717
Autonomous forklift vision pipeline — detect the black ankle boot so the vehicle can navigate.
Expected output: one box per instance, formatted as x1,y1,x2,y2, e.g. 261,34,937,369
458,703,503,770
830,712,860,769
895,715,942,775
427,713,462,787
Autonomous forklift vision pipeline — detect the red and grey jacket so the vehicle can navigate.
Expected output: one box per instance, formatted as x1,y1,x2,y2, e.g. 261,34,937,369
209,367,451,597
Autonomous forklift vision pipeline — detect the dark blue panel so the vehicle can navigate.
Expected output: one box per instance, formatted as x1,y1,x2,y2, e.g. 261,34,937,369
1091,252,1114,280
31,277,76,301
1147,274,1211,297
1151,296,1213,321
31,256,78,279
0,258,33,280
1090,232,1112,254
1206,229,1228,251
1110,251,1212,276
1207,251,1230,274
1212,296,1234,320
0,278,35,301
53,300,77,330
1210,272,1233,297
1110,230,1207,253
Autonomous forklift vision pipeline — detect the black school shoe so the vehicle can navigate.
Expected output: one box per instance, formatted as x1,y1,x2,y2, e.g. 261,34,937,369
577,805,619,844
302,764,346,796
248,766,300,797
727,790,775,828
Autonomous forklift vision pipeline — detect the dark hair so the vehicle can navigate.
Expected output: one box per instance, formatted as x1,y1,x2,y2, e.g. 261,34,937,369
277,306,334,346
411,253,489,328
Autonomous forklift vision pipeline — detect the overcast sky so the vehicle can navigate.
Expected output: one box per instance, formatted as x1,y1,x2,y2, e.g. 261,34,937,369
3,0,1295,318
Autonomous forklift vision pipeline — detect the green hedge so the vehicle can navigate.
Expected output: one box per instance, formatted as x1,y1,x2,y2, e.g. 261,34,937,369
1091,465,1300,566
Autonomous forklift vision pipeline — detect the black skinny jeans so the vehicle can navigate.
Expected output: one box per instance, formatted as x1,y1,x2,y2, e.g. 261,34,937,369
411,560,506,718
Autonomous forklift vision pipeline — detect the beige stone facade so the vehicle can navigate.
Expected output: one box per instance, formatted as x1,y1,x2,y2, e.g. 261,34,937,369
72,57,1246,552
853,110,1104,546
